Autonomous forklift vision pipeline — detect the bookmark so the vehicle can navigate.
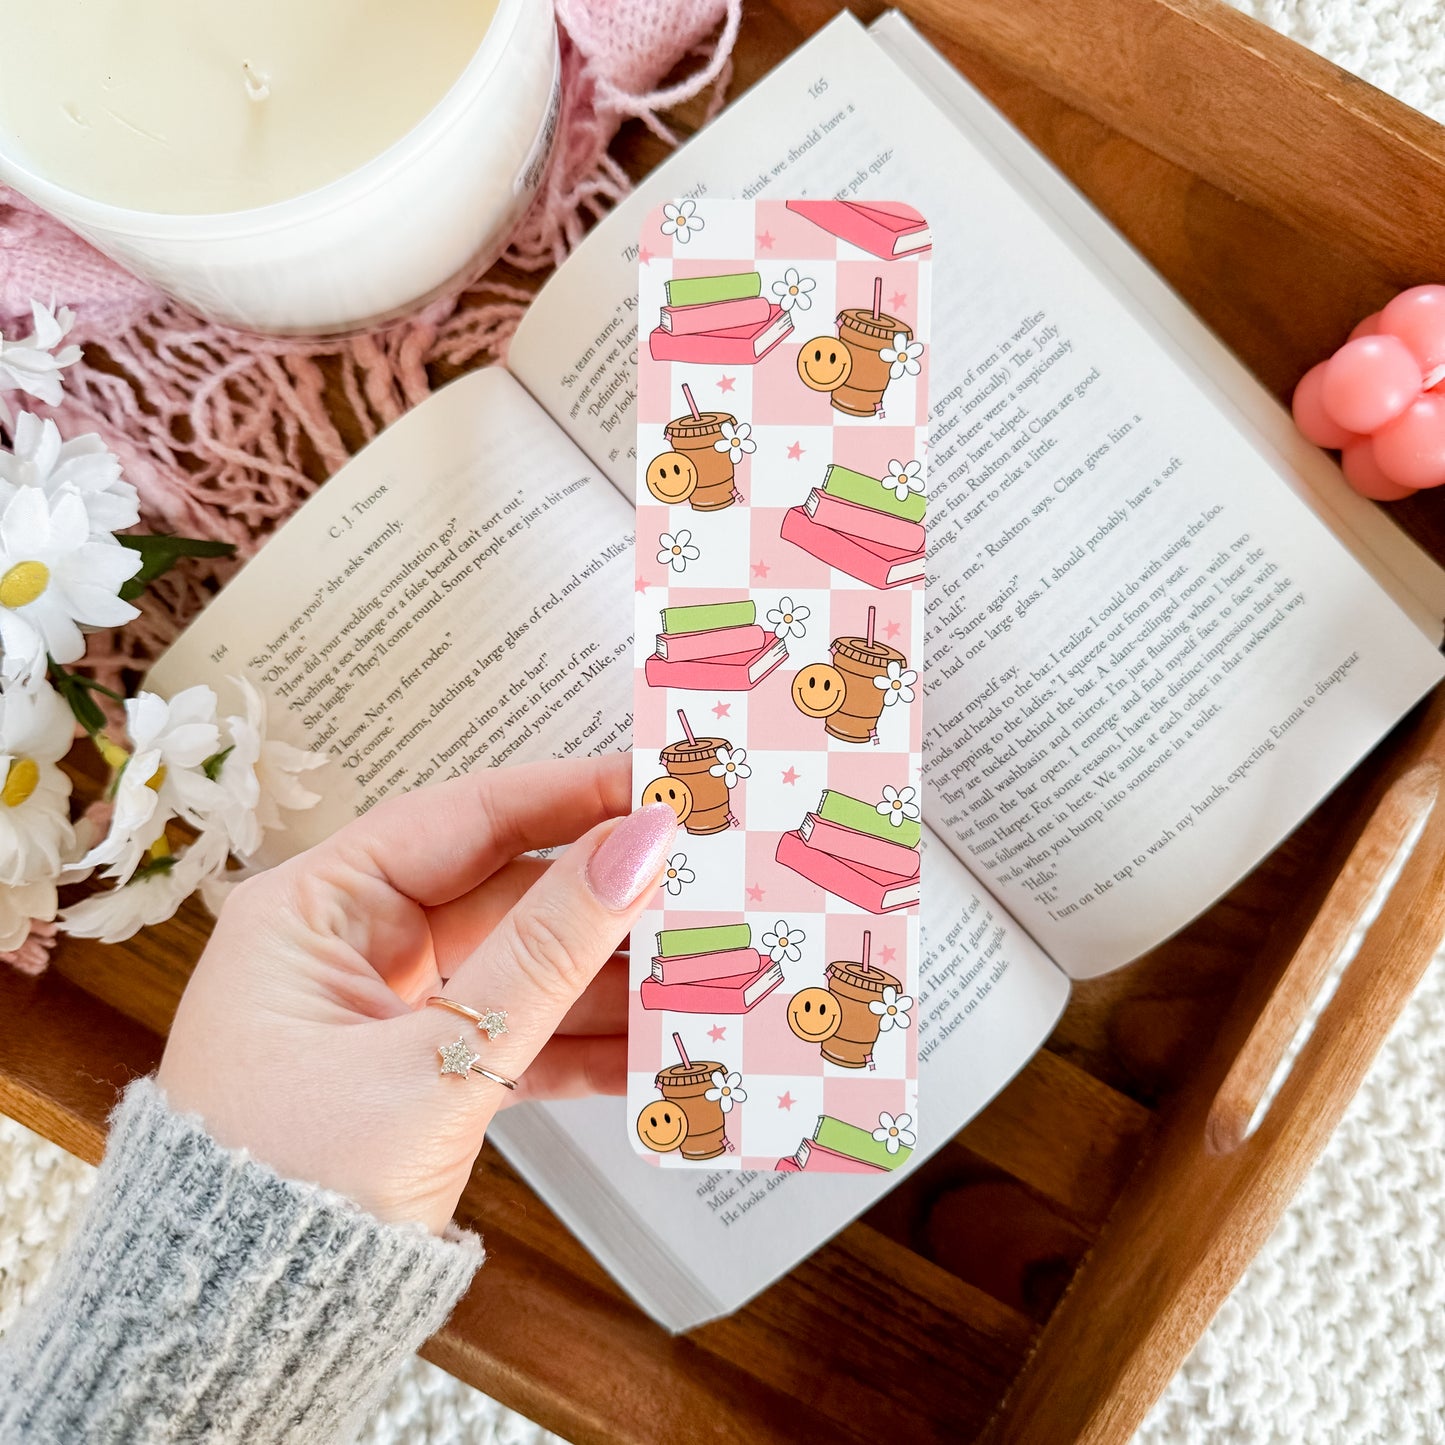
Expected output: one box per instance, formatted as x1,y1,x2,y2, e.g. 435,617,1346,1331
630,198,930,1173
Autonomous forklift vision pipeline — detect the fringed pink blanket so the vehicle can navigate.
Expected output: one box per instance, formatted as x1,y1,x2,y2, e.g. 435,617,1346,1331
0,0,739,973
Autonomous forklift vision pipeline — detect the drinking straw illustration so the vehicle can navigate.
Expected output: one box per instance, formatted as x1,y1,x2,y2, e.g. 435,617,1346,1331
860,929,874,975
677,709,695,744
673,1031,690,1066
681,383,701,420
872,276,882,321
867,607,881,745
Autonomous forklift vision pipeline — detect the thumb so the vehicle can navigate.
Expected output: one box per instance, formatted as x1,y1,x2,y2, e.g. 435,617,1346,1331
403,802,678,1095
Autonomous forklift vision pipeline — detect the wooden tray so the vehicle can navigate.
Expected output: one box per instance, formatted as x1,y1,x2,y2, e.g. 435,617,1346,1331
6,1,1445,1440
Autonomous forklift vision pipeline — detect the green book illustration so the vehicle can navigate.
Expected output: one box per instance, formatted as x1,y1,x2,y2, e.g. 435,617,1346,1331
818,788,921,850
813,1115,912,1170
655,923,752,958
821,463,927,524
664,271,762,307
659,600,756,635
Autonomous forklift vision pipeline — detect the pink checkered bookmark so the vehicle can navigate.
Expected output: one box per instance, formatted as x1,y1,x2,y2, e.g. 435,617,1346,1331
629,199,930,1173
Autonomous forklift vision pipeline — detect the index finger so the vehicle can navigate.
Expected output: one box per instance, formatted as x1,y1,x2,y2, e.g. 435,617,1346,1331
313,752,632,906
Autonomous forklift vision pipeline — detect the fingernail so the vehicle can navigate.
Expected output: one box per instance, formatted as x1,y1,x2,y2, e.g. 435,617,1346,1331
587,804,678,910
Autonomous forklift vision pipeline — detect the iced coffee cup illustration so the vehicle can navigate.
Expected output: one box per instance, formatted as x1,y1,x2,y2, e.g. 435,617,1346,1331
790,607,910,745
640,710,741,836
654,1032,738,1160
826,932,906,1069
796,278,923,417
646,385,746,511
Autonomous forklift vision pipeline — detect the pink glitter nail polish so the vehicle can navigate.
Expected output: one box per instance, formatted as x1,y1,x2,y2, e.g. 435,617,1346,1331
586,804,678,910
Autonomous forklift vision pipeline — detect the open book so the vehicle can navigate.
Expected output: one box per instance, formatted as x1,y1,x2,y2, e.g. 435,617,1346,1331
149,10,1445,1330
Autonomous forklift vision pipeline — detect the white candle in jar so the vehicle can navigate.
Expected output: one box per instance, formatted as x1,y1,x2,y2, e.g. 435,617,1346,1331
0,0,559,334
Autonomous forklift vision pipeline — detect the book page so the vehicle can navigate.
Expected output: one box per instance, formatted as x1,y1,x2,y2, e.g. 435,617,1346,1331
147,368,636,858
514,12,1445,975
490,830,1068,1329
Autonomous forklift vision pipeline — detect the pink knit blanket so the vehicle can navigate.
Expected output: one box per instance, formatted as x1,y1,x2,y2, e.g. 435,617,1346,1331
0,0,740,693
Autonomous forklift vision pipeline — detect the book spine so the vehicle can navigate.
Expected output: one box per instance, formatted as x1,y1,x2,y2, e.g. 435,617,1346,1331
660,296,771,336
659,601,757,636
775,829,905,915
812,1115,911,1170
664,271,762,306
652,947,763,985
645,647,783,692
655,624,767,664
779,507,914,591
655,924,751,958
784,200,914,262
799,814,920,878
822,464,926,523
806,491,927,553
639,970,780,1015
818,789,922,849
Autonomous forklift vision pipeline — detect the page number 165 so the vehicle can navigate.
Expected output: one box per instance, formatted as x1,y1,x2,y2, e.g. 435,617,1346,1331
808,77,829,99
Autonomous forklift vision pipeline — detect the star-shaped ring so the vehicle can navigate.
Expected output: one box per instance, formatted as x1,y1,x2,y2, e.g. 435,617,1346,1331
435,1033,517,1091
427,995,509,1041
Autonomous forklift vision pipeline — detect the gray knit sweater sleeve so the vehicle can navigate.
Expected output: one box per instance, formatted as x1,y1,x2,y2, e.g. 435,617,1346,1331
0,1077,484,1445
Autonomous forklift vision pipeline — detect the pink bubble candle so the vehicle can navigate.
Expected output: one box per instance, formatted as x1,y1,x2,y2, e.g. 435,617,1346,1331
1293,284,1445,500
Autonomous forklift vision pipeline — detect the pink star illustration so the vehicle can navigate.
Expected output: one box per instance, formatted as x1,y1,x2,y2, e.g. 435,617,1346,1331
883,619,902,640
786,441,805,461
712,701,732,719
888,290,907,312
708,1024,728,1043
880,945,897,967
634,575,650,594
781,766,799,785
777,1091,796,1111
752,560,771,579
718,374,736,394
746,882,766,903
639,246,654,265
757,230,776,251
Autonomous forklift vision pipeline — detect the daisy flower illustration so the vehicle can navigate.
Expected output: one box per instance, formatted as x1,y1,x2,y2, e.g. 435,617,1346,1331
656,528,699,574
874,660,918,707
660,199,704,243
869,986,914,1033
876,784,921,827
766,596,810,639
770,267,816,312
872,1111,916,1154
713,420,756,464
880,333,924,379
662,853,695,896
709,746,751,788
884,459,925,502
761,920,805,963
705,1069,747,1113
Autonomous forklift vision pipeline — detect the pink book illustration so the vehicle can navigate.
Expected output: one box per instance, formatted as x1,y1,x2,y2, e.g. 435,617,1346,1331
640,962,784,1014
660,296,772,335
804,490,927,553
775,1139,887,1174
776,829,920,913
785,198,932,258
651,947,764,985
644,636,788,691
781,507,925,589
798,813,921,879
647,305,793,364
655,623,768,663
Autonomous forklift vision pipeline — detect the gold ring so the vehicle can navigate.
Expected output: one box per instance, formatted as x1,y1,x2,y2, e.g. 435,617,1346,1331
436,1034,517,1091
426,995,509,1041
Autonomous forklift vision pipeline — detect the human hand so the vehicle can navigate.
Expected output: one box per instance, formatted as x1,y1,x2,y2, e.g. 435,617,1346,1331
157,754,676,1234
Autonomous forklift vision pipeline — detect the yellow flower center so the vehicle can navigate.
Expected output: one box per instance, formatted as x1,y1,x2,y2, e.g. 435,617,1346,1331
667,868,677,879
147,764,168,793
892,800,903,811
147,833,172,861
671,545,682,556
721,1086,731,1096
888,1127,899,1138
891,679,902,691
1,757,39,808
725,762,735,773
783,613,793,624
886,1005,897,1016
789,285,798,295
0,561,49,609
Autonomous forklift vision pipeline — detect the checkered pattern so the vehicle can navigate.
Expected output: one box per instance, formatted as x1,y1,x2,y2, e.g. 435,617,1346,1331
630,198,929,1171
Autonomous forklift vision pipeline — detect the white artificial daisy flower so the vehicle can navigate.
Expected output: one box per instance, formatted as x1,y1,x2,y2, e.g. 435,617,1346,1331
0,413,139,537
660,199,705,243
876,784,921,827
0,677,75,884
873,660,918,707
770,268,816,313
656,528,700,574
712,420,755,464
61,829,229,944
662,853,694,897
869,986,914,1033
209,675,326,859
0,303,81,429
884,459,925,503
708,746,751,789
705,1069,747,1113
872,1111,916,1154
879,334,924,379
0,487,141,681
761,920,805,963
765,596,810,639
0,877,59,951
80,686,227,884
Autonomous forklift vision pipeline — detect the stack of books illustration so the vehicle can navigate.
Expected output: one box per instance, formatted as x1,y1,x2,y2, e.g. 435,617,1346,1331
781,463,926,589
640,924,784,1014
776,788,921,913
784,199,932,259
647,271,794,364
645,600,788,691
775,1114,914,1173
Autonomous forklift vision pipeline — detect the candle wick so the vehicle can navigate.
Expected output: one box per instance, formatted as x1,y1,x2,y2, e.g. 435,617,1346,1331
242,62,271,102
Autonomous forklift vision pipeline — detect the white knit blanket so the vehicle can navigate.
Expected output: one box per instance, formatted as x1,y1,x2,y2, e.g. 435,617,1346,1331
3,7,1443,1442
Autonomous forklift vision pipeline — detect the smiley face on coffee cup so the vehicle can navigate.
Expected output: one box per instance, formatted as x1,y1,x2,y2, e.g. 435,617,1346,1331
636,1100,689,1153
796,337,853,393
786,986,841,1043
645,450,698,505
791,663,846,719
640,775,694,825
